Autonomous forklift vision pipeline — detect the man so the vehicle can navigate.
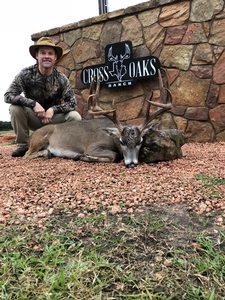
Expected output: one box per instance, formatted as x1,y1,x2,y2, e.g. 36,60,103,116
4,37,81,157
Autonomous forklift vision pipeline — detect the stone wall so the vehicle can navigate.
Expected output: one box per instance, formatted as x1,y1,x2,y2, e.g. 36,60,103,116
31,0,225,143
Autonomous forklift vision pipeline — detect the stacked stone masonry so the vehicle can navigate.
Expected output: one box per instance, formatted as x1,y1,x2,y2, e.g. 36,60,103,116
31,0,225,143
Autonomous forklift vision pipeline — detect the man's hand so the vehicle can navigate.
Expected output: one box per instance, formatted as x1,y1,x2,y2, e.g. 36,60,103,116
33,103,54,124
42,108,54,124
33,102,45,118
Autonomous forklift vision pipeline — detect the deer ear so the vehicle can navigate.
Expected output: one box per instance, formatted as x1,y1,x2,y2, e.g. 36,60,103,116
141,121,161,137
102,127,120,138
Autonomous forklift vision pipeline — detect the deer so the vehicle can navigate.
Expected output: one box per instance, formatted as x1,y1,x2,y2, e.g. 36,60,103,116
23,68,172,168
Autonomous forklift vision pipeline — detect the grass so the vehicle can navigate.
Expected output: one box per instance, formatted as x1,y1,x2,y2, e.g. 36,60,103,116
1,210,225,300
1,139,225,299
0,130,14,135
195,173,225,199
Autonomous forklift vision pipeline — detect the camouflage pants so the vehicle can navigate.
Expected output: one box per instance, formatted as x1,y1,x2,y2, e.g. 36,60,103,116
9,105,81,148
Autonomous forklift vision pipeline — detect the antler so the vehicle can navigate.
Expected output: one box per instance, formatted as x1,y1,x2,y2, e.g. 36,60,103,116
120,43,131,61
88,75,124,132
139,68,173,132
108,46,118,63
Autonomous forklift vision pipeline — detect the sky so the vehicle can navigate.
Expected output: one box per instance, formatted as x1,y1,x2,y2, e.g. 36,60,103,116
0,0,142,121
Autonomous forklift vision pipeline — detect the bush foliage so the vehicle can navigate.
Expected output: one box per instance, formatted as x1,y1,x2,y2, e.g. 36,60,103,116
0,121,12,131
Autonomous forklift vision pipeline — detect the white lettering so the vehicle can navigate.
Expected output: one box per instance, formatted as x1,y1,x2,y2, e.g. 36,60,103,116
150,58,157,75
129,62,136,78
81,53,160,87
142,59,150,76
135,61,142,77
103,66,109,81
82,69,89,85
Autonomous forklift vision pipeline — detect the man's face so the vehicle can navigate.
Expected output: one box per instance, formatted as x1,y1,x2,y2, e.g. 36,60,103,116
35,46,57,69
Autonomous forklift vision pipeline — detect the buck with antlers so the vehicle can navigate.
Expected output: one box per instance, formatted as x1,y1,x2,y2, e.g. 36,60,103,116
23,68,172,168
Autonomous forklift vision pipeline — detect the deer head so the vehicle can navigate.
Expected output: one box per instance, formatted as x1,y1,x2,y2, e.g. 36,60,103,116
88,69,173,168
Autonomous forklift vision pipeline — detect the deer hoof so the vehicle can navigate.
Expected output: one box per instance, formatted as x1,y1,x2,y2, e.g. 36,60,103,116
73,154,83,161
44,150,53,160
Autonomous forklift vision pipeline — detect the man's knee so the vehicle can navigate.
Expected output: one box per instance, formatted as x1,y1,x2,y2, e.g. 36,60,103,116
9,105,24,117
66,111,82,121
10,105,34,119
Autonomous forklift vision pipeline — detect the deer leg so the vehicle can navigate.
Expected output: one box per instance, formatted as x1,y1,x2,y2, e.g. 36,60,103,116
24,149,50,160
77,152,120,163
72,153,109,162
80,154,112,163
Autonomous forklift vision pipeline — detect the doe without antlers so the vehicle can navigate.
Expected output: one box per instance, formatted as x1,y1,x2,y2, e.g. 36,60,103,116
24,68,172,168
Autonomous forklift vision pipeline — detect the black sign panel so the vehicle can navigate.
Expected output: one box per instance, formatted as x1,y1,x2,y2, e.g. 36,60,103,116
81,41,160,88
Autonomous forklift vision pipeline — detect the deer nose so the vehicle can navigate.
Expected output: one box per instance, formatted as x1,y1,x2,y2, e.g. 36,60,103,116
126,162,137,168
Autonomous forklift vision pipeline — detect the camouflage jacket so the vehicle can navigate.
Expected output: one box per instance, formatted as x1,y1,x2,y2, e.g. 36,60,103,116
4,64,77,113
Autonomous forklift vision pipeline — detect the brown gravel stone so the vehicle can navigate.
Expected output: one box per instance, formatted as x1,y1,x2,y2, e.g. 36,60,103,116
0,143,225,227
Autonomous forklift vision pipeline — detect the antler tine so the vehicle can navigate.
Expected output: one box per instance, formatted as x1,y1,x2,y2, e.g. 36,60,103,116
138,91,153,131
106,99,124,132
88,75,103,113
147,68,172,108
139,68,173,132
88,75,116,115
88,75,124,132
159,67,173,105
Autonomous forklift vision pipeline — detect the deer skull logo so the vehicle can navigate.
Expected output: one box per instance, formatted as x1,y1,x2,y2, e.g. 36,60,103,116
108,43,131,82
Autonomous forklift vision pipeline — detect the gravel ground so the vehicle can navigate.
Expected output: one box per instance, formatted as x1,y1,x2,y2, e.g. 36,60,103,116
0,142,225,227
